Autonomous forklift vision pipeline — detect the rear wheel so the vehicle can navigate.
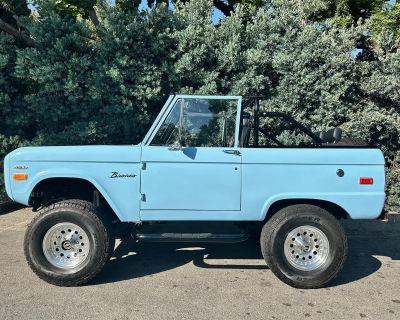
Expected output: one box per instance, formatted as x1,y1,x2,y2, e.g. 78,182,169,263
260,204,347,289
24,199,114,286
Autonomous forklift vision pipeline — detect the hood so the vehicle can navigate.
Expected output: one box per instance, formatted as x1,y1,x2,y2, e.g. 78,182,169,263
6,145,142,163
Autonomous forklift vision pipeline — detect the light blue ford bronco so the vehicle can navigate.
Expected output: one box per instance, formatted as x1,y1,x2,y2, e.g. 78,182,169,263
4,95,385,288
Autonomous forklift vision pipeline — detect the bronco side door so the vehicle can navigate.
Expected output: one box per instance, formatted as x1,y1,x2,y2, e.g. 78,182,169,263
139,95,242,219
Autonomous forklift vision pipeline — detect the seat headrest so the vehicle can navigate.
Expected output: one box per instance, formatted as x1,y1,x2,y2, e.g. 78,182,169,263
333,127,342,142
319,127,342,143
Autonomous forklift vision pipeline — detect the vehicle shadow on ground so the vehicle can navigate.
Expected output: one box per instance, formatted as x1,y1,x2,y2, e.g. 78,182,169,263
331,224,400,287
92,222,400,287
92,238,267,286
0,202,25,215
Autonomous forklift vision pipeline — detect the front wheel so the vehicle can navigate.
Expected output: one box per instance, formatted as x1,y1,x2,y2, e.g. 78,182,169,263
24,200,114,286
261,204,347,289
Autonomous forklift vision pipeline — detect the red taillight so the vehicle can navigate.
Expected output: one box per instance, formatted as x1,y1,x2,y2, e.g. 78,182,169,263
359,177,373,185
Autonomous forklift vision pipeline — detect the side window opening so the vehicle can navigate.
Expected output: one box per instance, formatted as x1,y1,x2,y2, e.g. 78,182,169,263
150,98,238,147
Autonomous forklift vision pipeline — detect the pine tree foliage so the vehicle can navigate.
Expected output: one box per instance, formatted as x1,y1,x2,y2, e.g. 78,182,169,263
0,33,29,199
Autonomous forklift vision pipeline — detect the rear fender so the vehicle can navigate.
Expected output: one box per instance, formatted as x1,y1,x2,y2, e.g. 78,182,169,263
262,193,386,220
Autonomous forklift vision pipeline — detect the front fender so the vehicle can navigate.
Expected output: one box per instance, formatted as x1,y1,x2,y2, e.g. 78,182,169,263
12,168,127,221
6,145,142,222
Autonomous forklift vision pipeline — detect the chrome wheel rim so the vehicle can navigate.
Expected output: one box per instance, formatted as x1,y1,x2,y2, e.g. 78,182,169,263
42,222,90,269
284,225,330,271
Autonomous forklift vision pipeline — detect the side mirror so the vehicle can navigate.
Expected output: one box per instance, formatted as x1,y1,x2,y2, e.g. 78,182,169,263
168,141,182,151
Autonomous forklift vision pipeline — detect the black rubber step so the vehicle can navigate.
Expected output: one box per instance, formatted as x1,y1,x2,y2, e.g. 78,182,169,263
134,233,249,243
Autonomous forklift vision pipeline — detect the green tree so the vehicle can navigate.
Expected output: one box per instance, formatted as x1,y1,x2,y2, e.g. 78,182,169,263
0,33,30,201
369,2,400,45
14,1,177,146
0,0,33,46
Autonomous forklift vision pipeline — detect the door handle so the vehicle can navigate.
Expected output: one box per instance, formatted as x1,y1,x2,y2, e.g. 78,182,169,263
223,149,241,156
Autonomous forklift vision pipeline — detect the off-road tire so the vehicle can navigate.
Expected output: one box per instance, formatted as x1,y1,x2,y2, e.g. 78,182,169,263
260,204,347,289
24,199,115,286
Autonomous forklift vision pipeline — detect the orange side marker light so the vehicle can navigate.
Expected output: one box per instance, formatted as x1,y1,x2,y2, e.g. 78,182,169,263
13,173,28,181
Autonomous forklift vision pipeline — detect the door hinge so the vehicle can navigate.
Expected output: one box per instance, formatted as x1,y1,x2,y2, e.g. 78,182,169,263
140,194,146,202
141,162,146,170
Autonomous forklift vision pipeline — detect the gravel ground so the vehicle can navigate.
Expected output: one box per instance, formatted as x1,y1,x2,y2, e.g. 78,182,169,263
0,207,399,320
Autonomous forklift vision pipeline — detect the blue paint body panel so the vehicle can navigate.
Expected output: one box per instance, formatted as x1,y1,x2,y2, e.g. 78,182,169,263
3,95,386,222
5,146,142,222
140,146,241,212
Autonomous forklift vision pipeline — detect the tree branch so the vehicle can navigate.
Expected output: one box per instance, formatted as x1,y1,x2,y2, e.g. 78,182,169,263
213,0,234,17
0,18,35,47
88,9,99,27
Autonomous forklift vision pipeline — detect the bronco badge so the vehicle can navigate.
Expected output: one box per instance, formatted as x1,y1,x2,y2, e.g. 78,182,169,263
109,172,136,178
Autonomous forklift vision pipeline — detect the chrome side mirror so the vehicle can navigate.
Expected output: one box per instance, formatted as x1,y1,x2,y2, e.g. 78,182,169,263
168,141,182,151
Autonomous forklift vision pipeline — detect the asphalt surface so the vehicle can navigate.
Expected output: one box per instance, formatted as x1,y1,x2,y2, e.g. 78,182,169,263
0,208,399,320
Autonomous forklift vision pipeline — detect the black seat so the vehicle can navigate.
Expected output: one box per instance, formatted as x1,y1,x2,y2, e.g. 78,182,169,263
318,127,342,143
240,113,251,147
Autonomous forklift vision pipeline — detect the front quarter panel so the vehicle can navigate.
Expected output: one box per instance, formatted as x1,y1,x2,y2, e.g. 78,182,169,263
6,146,142,222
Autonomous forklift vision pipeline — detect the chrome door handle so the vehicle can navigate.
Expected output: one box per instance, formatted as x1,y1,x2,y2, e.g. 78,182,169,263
223,149,241,156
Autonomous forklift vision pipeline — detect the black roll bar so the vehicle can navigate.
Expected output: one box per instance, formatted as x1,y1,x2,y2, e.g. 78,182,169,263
243,97,324,146
258,111,324,144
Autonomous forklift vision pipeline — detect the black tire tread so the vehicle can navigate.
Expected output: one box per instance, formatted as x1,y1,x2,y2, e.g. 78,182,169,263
260,204,348,289
24,199,114,286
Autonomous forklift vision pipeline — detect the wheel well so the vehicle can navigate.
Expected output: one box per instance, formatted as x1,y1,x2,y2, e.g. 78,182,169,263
265,199,349,221
29,178,120,222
